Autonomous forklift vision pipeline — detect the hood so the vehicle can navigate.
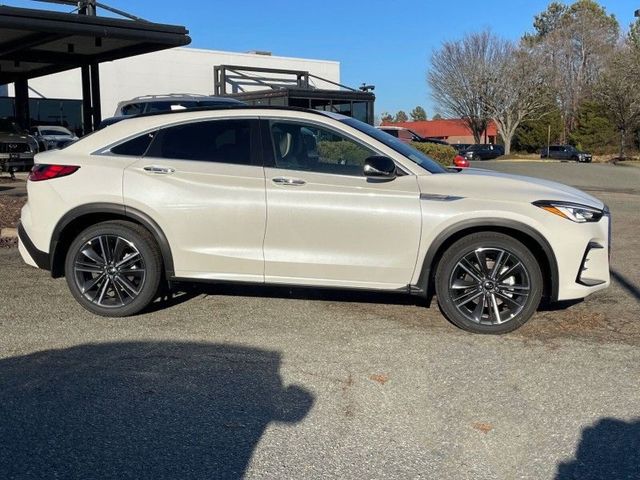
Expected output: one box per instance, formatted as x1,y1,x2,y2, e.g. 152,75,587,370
0,132,30,142
420,168,604,209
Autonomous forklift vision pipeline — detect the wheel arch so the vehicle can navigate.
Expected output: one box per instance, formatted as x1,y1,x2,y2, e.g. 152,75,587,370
49,203,175,278
415,219,559,301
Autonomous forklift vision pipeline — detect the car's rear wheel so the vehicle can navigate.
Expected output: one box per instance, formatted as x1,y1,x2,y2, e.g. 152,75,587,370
65,221,162,317
435,232,543,334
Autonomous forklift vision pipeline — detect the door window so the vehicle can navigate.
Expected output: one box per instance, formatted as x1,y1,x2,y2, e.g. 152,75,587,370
148,119,252,165
269,121,376,176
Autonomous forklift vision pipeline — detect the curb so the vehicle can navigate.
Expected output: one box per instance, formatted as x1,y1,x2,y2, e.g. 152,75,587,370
0,227,18,248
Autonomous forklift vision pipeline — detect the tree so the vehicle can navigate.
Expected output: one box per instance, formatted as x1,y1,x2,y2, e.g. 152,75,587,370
593,45,640,158
432,113,443,120
380,112,393,123
513,105,563,152
394,111,408,122
568,101,616,153
484,42,553,155
428,31,495,143
629,17,640,51
526,1,619,134
410,106,427,121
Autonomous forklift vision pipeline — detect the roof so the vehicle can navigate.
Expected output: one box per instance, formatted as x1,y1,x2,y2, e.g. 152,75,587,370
381,119,497,138
0,5,190,84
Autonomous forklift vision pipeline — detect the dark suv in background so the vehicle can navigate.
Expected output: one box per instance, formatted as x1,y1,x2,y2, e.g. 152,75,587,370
541,145,592,163
462,144,504,160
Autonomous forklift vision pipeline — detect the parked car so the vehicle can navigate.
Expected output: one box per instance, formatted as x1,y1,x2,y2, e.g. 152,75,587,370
30,125,79,151
0,118,38,175
376,126,449,146
453,143,472,153
114,93,243,117
19,107,610,334
541,145,592,163
462,144,504,160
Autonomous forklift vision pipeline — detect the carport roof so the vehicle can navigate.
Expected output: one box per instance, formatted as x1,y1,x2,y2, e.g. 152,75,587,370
0,5,191,85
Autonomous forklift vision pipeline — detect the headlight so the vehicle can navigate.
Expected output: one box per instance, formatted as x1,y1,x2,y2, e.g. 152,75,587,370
533,200,604,223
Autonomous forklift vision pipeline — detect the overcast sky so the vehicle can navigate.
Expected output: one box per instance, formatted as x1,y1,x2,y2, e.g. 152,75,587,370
7,0,640,118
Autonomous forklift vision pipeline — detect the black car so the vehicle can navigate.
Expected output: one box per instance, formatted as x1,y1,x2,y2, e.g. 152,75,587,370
462,144,504,160
541,145,592,163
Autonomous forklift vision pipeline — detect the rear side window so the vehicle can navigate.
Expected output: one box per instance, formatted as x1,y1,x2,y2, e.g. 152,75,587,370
148,119,252,165
110,131,157,156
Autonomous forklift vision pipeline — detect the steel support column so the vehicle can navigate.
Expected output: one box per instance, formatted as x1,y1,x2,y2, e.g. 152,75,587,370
81,64,92,134
14,78,29,130
90,62,101,128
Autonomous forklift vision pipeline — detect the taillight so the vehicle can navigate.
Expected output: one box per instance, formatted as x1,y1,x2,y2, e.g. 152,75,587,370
29,164,80,182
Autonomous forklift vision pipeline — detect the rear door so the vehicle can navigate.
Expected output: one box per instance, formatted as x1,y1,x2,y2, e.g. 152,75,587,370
122,118,266,281
260,118,422,289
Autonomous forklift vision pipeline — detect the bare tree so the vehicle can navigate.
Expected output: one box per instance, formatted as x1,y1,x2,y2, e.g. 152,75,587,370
594,44,640,159
485,43,552,155
428,31,497,143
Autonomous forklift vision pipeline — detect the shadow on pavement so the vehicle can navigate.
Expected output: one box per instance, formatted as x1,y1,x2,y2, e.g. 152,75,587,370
0,341,314,479
556,417,640,479
170,281,429,307
611,269,640,302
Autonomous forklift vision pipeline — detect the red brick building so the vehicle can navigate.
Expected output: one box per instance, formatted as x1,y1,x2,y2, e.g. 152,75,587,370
382,119,497,145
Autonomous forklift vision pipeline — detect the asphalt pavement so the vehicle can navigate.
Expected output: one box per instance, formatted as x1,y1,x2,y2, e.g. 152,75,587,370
0,161,639,479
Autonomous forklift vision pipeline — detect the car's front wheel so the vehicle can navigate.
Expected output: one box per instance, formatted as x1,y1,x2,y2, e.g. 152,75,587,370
435,232,543,334
65,221,162,317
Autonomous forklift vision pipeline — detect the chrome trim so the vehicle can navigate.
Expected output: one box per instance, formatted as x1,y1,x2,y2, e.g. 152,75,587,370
420,193,464,202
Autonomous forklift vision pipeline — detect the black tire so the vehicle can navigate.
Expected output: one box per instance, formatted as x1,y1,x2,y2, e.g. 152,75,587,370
64,220,162,317
435,232,543,334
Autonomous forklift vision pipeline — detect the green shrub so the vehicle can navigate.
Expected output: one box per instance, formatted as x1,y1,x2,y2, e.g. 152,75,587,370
409,142,457,167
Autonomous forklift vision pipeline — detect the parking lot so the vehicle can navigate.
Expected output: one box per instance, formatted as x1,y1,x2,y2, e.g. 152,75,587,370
1,161,639,479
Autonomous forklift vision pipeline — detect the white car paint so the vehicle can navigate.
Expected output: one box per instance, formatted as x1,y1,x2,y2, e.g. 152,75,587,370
19,108,610,321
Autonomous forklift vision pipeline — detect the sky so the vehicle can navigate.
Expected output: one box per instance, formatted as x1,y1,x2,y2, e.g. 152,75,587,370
6,0,640,118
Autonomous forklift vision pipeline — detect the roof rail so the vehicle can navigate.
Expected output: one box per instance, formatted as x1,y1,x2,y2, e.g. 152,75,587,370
126,93,217,101
126,104,336,121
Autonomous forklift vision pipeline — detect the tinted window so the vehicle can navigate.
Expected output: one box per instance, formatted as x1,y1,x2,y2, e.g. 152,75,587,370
550,146,561,152
120,103,144,116
270,121,375,176
111,131,157,156
150,120,251,164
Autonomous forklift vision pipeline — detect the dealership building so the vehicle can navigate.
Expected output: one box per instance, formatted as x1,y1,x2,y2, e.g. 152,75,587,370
0,5,374,135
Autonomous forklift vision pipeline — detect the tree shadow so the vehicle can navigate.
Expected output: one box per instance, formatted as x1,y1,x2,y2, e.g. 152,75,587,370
0,341,314,479
556,417,640,479
611,269,640,302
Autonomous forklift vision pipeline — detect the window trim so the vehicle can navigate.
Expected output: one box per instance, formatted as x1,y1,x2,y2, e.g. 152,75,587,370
260,117,406,178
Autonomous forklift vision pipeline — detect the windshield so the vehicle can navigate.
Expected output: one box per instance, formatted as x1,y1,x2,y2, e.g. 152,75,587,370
41,128,72,136
340,118,446,173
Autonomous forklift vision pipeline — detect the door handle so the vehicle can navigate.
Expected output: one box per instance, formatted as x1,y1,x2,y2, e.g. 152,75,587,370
272,177,306,186
143,165,175,174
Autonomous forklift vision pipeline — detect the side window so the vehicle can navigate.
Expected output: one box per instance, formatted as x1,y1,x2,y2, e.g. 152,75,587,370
269,121,376,176
120,103,144,116
398,130,413,142
149,119,252,165
110,131,157,156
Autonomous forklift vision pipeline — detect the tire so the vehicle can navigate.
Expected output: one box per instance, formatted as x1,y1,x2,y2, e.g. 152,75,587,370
64,220,162,317
435,232,543,334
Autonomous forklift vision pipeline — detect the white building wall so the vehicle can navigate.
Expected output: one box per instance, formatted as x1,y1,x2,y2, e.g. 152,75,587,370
10,47,340,117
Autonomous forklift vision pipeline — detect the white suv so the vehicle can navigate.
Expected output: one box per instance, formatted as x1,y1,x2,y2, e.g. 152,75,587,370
18,107,611,333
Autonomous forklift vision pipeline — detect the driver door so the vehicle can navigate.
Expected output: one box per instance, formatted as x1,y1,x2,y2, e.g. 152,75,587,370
261,118,422,289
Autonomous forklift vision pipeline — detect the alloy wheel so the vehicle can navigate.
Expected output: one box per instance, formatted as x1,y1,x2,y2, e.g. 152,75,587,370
72,234,146,308
448,247,531,325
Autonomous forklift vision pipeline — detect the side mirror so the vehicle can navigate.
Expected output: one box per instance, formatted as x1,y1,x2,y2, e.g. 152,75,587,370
363,156,396,179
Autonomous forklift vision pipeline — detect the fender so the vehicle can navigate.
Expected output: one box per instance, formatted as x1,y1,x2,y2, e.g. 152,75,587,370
413,218,559,301
50,202,175,277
